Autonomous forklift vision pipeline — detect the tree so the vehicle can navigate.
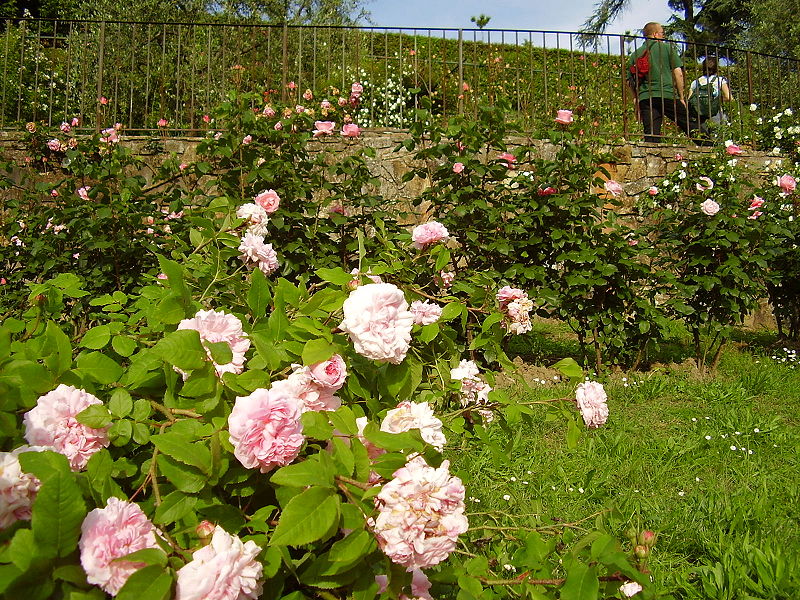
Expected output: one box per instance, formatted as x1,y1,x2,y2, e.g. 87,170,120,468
736,0,800,58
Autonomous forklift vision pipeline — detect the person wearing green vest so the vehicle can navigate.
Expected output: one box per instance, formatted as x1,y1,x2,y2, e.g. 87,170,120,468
627,22,699,143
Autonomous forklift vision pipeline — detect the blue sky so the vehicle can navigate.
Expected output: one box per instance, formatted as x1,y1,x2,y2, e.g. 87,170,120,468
362,0,674,36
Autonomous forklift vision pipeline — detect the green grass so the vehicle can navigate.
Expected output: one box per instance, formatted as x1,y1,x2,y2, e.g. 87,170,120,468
447,327,800,598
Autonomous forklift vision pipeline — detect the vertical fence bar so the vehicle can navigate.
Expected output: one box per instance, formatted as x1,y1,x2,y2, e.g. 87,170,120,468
95,21,106,131
16,20,26,123
1,20,10,128
457,29,463,116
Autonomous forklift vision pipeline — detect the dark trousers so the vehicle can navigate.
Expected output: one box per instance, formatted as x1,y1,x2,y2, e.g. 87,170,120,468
639,98,700,143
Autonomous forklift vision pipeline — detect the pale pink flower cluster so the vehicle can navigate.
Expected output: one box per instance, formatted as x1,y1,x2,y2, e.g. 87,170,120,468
349,268,383,285
175,525,263,600
575,381,609,428
777,174,796,194
411,221,449,250
269,355,346,413
77,186,91,201
496,286,532,335
23,384,110,471
239,232,279,276
79,497,161,596
700,199,720,216
341,123,360,137
748,196,765,219
695,176,714,192
370,456,468,569
555,109,574,124
100,127,119,144
620,581,644,597
177,310,250,377
228,387,304,472
724,141,743,155
0,446,43,528
438,270,455,289
381,401,447,451
340,283,414,364
604,179,623,197
236,203,270,237
410,300,443,325
253,189,280,214
313,121,336,137
450,360,493,422
452,162,464,174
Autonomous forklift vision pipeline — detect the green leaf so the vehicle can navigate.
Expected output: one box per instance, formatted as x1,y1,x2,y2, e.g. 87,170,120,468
76,351,123,384
31,470,86,558
153,329,207,371
270,486,341,547
81,325,111,350
567,417,581,449
553,357,583,380
115,565,173,600
330,437,355,477
156,454,206,493
76,404,112,429
109,389,133,418
418,323,440,343
151,432,212,474
154,295,186,324
154,491,198,525
112,335,137,357
316,267,355,285
270,458,335,488
86,449,124,504
44,321,72,375
439,301,465,322
247,267,272,317
113,548,168,568
302,338,336,366
206,341,233,365
560,562,599,600
301,410,334,440
18,449,71,481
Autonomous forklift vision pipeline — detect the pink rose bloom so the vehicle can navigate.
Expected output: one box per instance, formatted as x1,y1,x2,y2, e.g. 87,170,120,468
320,99,332,110
575,381,609,428
620,581,644,597
262,105,276,117
100,128,119,144
237,203,270,237
381,401,447,451
271,367,342,413
60,122,71,133
274,121,283,131
749,196,765,211
674,153,683,160
308,354,347,390
99,96,108,105
648,186,658,196
239,233,279,276
287,81,297,90
295,105,305,114
410,300,442,325
777,174,796,194
452,162,464,174
313,121,336,137
725,143,743,155
71,117,80,126
338,97,348,107
51,189,59,197
340,283,414,364
370,456,467,569
23,385,110,471
604,179,623,197
228,388,304,472
47,138,61,151
0,446,44,529
175,525,263,600
303,89,313,101
341,123,360,137
351,82,364,97
79,498,160,596
439,270,455,289
555,109,574,124
157,118,168,127
242,134,252,145
700,199,720,216
77,186,91,200
177,310,250,377
538,186,557,196
496,286,526,310
748,211,763,220
411,221,450,250
157,273,168,280
695,176,714,192
253,189,280,213
497,152,516,169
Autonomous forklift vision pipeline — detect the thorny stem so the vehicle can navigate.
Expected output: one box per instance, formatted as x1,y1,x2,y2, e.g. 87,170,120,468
478,573,627,587
334,475,372,491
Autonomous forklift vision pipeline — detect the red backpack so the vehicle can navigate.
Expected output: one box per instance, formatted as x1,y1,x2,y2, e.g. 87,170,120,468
629,48,650,86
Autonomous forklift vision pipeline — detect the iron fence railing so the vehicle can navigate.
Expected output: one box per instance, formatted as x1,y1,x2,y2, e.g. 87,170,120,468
2,18,799,141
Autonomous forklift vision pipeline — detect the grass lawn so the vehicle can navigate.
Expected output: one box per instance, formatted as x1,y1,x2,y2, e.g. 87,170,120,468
448,323,800,598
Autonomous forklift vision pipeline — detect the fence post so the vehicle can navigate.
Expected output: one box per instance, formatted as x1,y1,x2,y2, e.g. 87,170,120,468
620,35,628,139
281,24,288,104
95,20,105,132
746,51,753,106
458,29,464,115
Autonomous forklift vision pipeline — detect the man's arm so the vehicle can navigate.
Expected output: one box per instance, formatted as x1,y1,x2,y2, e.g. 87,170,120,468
672,67,685,103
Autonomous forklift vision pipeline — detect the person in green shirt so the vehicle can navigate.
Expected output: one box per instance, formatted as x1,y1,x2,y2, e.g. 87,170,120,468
627,22,699,143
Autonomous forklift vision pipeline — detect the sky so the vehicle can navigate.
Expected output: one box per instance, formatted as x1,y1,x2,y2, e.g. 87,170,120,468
361,0,674,37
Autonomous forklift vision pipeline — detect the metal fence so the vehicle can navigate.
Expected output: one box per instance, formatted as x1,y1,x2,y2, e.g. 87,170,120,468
2,18,799,140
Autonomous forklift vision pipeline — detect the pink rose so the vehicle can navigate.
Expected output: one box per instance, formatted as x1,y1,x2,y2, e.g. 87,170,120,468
411,221,449,250
271,368,341,413
575,381,609,428
239,233,279,276
99,96,108,105
177,310,250,377
777,174,796,194
295,105,305,114
497,152,516,169
263,105,275,117
748,196,765,211
338,97,348,107
227,388,304,472
700,199,720,216
725,143,743,155
50,189,59,197
175,525,263,600
313,121,336,137
0,447,43,529
538,186,557,196
79,498,160,596
47,139,61,151
308,354,347,390
496,286,526,309
695,176,714,192
648,186,658,196
381,401,446,451
23,384,110,471
71,117,80,126
340,283,414,364
254,189,280,213
452,162,464,174
410,300,443,325
303,89,313,101
438,270,455,288
747,211,763,220
351,82,364,97
202,114,211,123
555,109,574,124
320,99,332,110
242,134,252,145
60,122,71,133
77,186,91,201
157,118,168,127
274,121,283,131
604,179,623,197
341,123,360,137
287,81,297,90
620,581,644,597
179,162,188,170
